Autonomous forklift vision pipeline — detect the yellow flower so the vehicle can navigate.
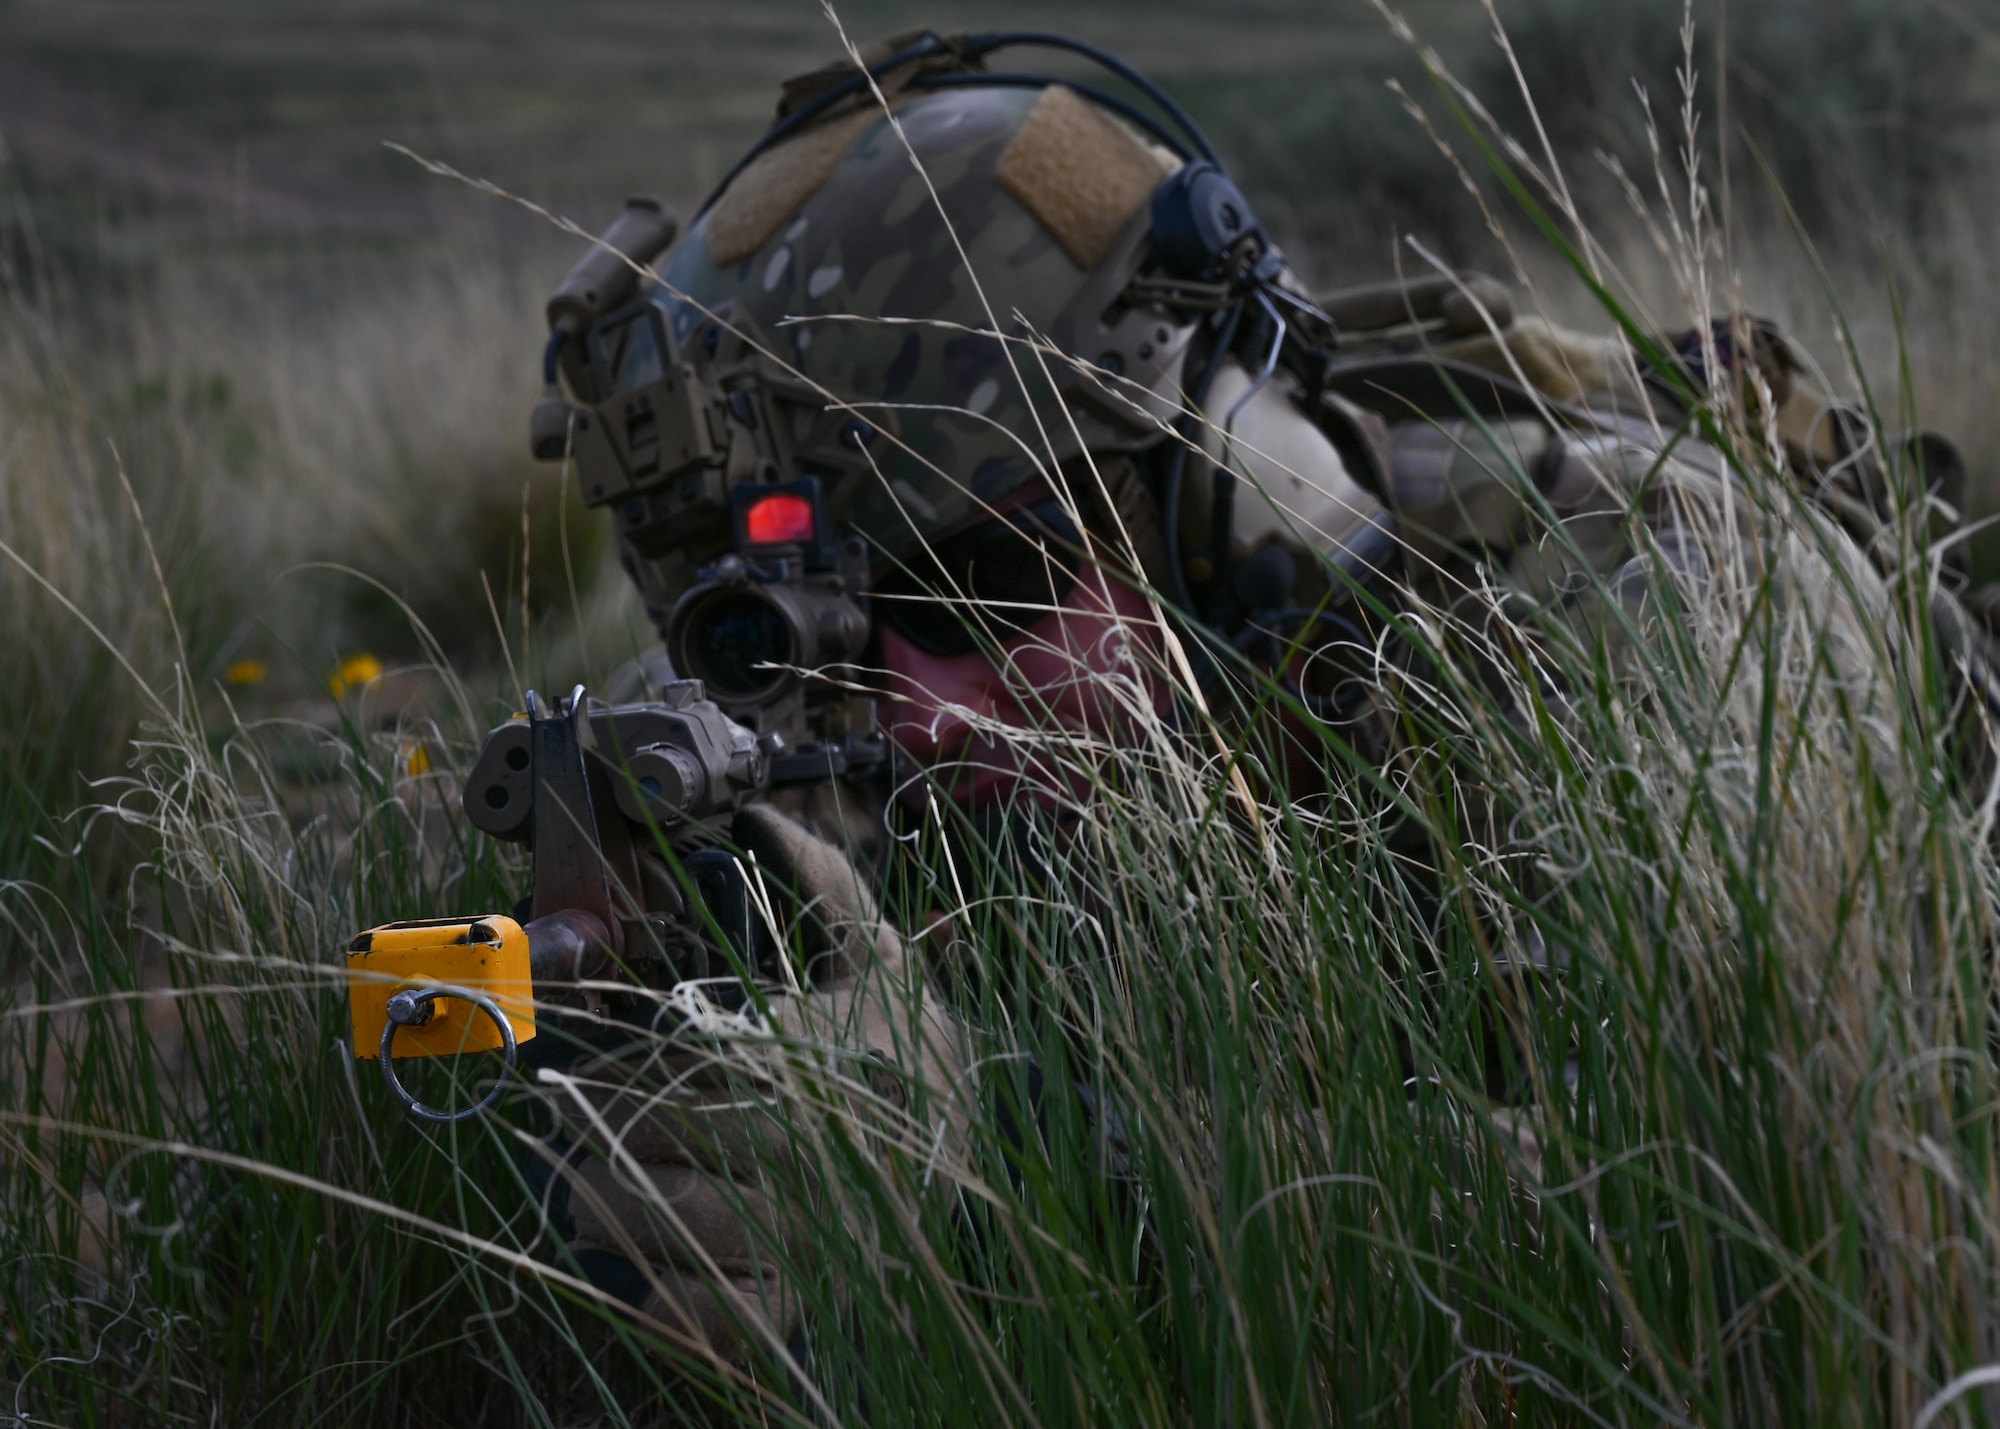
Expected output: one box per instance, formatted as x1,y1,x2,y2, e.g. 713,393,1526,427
401,741,432,777
329,653,384,697
224,659,268,687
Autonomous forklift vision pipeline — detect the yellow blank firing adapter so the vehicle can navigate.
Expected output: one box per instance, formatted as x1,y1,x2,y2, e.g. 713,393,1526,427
346,917,537,1123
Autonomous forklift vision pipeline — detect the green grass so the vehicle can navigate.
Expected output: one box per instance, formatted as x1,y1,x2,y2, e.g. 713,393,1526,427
8,2,2000,1424
0,0,1449,234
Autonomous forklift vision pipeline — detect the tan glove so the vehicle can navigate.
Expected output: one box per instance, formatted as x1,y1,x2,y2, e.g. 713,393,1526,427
535,801,966,1364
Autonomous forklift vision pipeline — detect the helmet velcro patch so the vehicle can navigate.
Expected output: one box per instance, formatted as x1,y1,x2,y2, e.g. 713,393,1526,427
707,107,882,268
996,85,1172,271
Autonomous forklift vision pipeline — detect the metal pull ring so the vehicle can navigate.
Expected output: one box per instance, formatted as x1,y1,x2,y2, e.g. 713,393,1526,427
378,985,519,1124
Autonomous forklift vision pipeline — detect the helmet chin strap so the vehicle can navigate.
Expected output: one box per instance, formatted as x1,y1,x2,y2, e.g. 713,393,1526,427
1156,302,1244,629
1203,288,1289,630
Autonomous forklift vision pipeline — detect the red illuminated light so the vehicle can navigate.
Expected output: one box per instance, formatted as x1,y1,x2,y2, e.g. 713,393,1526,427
744,492,817,546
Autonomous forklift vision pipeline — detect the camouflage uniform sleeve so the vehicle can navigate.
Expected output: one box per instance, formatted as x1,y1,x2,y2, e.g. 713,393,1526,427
1379,367,1906,720
1376,303,1752,665
1382,405,1751,678
534,800,965,1362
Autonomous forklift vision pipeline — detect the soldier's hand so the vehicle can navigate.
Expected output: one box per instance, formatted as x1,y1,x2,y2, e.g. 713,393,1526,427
537,801,965,1364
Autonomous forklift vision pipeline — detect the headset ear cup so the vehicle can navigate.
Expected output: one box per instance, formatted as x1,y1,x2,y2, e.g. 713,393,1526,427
1149,162,1263,282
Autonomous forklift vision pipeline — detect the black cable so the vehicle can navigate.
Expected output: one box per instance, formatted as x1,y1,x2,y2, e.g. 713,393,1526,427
959,30,1221,165
908,72,1192,160
693,31,949,220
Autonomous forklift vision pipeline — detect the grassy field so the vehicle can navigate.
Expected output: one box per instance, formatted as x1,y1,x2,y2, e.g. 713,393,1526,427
0,0,1467,249
8,0,2000,1422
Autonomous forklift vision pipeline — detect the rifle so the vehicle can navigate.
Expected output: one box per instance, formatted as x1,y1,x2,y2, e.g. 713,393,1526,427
345,498,887,1124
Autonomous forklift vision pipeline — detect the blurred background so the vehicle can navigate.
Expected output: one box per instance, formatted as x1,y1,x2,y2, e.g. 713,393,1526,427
4,0,1998,860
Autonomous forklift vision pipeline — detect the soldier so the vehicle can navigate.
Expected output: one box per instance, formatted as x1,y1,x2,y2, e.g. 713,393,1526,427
505,28,1973,1367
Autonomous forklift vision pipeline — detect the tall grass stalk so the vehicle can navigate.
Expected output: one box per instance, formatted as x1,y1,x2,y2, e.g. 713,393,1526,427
9,5,2000,1425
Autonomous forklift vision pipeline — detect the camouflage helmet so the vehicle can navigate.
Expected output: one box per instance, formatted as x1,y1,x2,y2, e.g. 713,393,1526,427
554,36,1289,599
674,82,1194,530
543,31,1338,641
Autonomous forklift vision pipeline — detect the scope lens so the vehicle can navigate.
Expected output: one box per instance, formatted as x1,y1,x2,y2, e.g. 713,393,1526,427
677,589,795,701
